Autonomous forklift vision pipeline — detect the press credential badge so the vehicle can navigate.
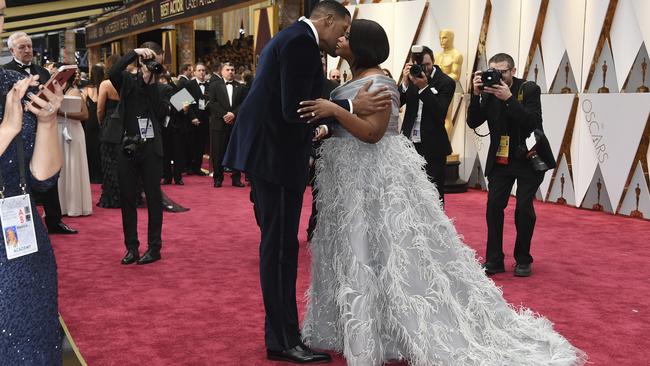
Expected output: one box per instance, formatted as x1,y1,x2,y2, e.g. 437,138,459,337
2,194,38,260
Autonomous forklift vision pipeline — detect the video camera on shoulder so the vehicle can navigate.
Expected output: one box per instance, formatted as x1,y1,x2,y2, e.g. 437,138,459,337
481,68,502,88
410,45,425,77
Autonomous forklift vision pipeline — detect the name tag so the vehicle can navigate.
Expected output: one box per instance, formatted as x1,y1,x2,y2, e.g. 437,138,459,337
2,194,38,260
138,118,155,139
496,135,510,165
198,99,206,110
411,128,421,143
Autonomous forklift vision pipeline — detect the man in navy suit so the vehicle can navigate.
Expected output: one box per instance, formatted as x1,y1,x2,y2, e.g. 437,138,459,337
224,1,390,363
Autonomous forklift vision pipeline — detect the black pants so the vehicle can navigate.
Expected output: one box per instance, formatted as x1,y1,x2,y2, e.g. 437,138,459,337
187,121,208,173
210,128,241,183
39,186,63,228
162,126,186,182
251,177,304,351
117,142,163,251
485,169,544,265
414,143,446,205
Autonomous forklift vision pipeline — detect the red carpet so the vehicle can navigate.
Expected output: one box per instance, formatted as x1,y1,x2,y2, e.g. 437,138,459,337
51,176,649,365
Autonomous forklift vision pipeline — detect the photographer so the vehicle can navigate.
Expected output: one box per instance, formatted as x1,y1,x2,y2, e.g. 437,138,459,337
468,53,548,277
400,45,455,204
109,42,168,265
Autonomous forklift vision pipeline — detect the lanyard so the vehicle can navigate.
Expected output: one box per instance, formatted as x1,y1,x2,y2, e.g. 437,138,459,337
0,135,28,199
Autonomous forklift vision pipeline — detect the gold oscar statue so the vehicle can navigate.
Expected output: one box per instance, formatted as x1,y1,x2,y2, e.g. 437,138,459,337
598,60,609,93
561,61,572,94
434,29,463,163
593,178,604,211
557,173,567,205
630,183,644,218
637,57,649,93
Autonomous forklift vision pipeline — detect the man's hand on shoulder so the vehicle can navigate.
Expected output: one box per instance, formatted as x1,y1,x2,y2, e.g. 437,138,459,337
352,80,391,115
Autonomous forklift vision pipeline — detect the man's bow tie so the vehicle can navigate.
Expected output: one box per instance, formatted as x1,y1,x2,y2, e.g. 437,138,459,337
19,63,30,70
225,81,233,85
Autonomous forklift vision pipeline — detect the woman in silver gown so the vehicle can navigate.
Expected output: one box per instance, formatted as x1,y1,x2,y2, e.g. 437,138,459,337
298,19,586,366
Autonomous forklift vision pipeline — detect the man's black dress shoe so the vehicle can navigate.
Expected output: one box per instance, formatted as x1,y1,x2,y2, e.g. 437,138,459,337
175,179,184,185
47,222,78,235
136,249,161,265
267,344,331,364
121,250,140,265
482,262,505,275
232,181,245,187
514,263,532,277
194,170,208,176
214,181,222,188
161,178,172,185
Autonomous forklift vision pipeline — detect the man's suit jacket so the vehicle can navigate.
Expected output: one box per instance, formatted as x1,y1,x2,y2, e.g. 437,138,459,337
467,77,543,177
186,79,210,124
207,79,247,131
223,21,335,189
400,65,455,159
3,59,51,83
176,75,191,91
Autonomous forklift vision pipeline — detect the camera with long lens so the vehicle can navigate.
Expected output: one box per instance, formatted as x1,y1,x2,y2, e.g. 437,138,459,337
142,58,164,75
409,45,425,77
121,135,142,157
481,68,502,88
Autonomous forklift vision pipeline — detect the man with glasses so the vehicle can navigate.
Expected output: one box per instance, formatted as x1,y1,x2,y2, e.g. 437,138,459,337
468,53,544,278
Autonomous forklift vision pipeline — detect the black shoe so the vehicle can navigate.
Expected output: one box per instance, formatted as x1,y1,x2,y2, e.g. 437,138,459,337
514,263,532,277
267,344,331,364
47,222,78,235
213,181,222,188
121,249,140,265
161,178,172,185
194,170,208,176
175,179,184,185
482,262,505,275
232,180,245,187
136,249,161,265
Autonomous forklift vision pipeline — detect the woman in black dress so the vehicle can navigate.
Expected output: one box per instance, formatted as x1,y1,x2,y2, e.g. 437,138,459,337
97,55,122,208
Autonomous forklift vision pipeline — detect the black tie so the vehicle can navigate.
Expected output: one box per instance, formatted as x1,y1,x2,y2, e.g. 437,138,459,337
225,82,233,86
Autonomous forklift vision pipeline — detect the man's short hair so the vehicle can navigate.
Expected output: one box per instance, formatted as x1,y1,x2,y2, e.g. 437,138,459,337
7,32,30,49
310,0,350,19
489,53,515,69
195,62,206,69
139,41,163,55
222,62,234,68
180,63,192,72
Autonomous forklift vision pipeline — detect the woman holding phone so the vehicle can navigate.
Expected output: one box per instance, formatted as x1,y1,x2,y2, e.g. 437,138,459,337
0,1,66,362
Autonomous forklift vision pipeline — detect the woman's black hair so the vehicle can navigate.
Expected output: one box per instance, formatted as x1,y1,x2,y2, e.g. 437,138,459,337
349,19,389,69
89,63,104,88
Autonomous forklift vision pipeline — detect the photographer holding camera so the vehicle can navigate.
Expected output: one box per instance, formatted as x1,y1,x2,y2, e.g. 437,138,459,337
400,45,455,204
468,53,553,277
109,42,168,265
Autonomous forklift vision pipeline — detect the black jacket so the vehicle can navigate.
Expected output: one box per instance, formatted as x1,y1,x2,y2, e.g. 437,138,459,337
109,51,168,157
208,79,247,131
467,77,544,176
3,59,51,83
400,65,455,158
223,21,349,189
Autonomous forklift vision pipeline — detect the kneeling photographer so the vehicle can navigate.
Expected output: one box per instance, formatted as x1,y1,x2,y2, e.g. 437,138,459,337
109,42,168,265
467,53,554,278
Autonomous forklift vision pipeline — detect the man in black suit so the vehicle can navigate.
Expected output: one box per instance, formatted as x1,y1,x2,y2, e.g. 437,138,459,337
207,62,246,187
399,46,455,205
3,31,77,235
223,1,393,362
467,53,545,278
176,63,193,90
209,61,223,84
186,63,210,176
161,75,186,185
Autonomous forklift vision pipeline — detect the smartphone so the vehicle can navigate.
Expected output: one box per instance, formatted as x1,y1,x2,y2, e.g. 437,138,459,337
37,65,78,101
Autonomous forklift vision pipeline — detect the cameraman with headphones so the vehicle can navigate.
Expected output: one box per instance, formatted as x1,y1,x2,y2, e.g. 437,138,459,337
109,42,168,265
468,53,550,278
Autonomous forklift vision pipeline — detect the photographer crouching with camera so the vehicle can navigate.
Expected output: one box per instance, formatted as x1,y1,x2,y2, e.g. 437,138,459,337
468,53,554,278
109,42,168,265
400,45,455,205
